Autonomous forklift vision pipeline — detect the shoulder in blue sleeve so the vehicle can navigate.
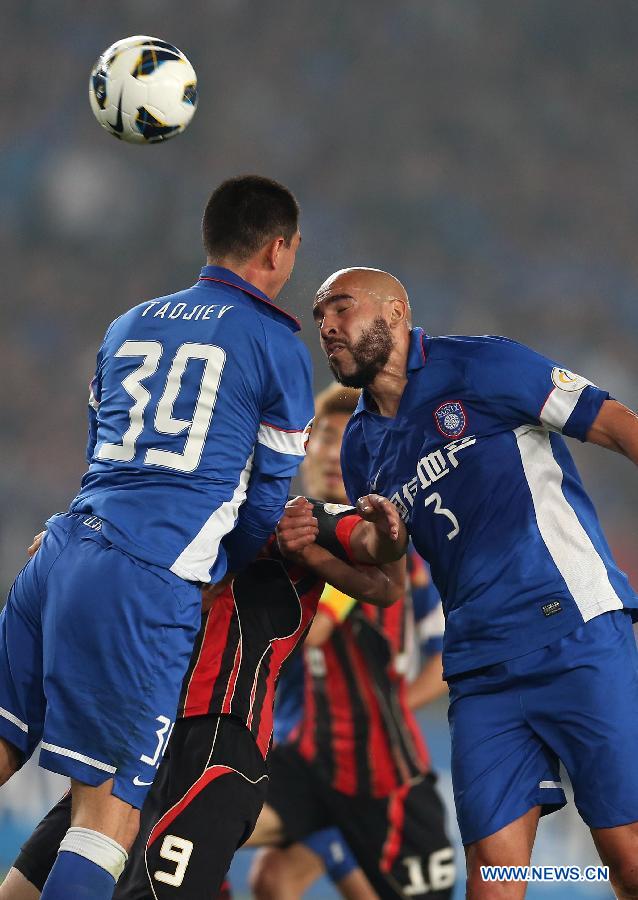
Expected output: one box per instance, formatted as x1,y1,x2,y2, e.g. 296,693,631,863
223,327,314,572
466,336,609,441
254,327,314,477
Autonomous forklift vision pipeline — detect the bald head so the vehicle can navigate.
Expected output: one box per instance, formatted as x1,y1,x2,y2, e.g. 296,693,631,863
316,267,410,311
313,267,412,389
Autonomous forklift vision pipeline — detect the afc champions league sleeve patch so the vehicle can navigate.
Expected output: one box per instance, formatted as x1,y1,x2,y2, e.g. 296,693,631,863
434,400,467,438
551,367,591,393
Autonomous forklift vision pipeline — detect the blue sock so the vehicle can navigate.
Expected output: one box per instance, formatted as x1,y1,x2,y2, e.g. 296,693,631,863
302,827,359,883
41,850,116,900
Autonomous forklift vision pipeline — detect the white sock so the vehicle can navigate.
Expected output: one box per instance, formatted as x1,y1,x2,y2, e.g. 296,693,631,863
58,827,128,881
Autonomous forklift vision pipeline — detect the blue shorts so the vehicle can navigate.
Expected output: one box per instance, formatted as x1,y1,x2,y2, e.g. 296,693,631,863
448,610,638,845
0,512,200,808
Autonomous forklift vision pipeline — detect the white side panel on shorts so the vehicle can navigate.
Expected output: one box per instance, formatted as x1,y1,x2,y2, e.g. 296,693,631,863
170,451,254,583
515,426,623,621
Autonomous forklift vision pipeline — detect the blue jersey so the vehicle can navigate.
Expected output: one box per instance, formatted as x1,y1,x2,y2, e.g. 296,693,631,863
70,266,314,584
341,327,638,677
408,548,444,658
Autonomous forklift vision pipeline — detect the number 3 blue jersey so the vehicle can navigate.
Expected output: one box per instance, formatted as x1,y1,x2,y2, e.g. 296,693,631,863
341,327,638,677
70,266,314,584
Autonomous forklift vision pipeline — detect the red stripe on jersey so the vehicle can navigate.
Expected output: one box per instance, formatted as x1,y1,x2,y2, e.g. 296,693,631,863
377,600,404,656
347,638,399,797
182,594,235,716
297,654,318,762
324,641,358,795
260,420,304,434
254,660,277,754
397,679,431,772
380,782,411,873
221,641,242,715
253,580,320,755
254,642,290,755
419,331,427,364
334,515,362,563
246,649,266,731
147,764,234,848
369,601,430,782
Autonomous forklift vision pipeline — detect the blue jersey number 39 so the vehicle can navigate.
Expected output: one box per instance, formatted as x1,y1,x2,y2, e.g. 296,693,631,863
97,340,225,473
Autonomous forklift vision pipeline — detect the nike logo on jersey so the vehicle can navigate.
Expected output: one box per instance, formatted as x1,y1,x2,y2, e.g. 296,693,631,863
370,467,382,492
132,775,154,787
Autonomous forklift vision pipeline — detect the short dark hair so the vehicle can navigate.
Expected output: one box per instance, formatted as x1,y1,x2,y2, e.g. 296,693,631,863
202,175,299,262
314,383,360,423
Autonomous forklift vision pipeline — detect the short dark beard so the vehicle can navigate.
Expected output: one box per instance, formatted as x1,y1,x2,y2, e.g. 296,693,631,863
329,317,393,388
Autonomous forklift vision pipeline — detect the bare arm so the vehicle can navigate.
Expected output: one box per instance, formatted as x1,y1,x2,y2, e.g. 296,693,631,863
405,652,447,709
352,494,409,563
586,399,638,462
303,542,405,607
305,609,338,647
276,497,405,607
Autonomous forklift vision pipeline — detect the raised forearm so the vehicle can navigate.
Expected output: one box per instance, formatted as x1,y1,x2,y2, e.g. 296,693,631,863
299,543,400,607
350,518,408,565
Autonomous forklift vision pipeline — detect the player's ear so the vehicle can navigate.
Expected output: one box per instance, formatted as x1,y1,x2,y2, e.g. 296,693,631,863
389,297,408,327
266,236,286,270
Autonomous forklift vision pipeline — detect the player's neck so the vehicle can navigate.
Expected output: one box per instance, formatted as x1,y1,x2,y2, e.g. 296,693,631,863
364,332,409,418
366,356,408,418
207,256,278,300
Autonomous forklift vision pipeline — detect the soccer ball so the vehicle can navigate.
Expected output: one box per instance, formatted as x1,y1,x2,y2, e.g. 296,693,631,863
89,35,198,144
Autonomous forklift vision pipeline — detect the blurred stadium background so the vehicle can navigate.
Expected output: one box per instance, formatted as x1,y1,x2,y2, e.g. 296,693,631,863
2,1,637,897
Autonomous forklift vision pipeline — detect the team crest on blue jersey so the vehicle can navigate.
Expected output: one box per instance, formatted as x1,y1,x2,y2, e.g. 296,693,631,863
434,401,467,437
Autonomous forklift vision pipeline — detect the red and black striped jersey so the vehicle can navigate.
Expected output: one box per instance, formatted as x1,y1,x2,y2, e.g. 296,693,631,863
178,501,362,759
294,596,431,798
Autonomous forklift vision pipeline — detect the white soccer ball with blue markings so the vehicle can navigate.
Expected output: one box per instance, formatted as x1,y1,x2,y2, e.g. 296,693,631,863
89,35,198,144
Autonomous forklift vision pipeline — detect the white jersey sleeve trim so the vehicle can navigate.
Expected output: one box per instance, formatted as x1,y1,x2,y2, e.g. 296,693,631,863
41,741,117,774
539,388,582,432
257,422,306,456
170,451,254,583
515,426,622,621
539,369,593,432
